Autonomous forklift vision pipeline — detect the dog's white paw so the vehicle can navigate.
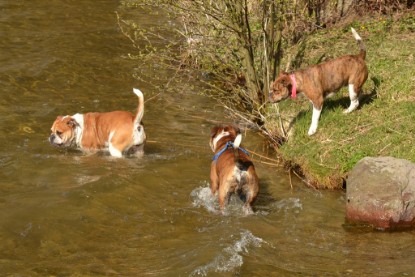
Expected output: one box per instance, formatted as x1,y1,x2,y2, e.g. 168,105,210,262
343,106,356,114
344,99,359,114
308,127,317,136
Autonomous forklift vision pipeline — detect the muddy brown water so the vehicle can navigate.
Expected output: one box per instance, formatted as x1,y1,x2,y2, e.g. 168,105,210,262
1,1,414,276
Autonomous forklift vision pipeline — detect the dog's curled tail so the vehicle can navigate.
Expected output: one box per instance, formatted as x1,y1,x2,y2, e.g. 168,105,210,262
233,133,243,165
351,27,366,60
133,88,144,124
232,133,248,192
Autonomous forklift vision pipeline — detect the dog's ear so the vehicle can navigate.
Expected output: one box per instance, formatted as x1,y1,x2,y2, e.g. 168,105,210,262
278,71,289,78
67,118,78,128
233,125,241,135
281,78,289,86
210,126,220,138
281,75,292,87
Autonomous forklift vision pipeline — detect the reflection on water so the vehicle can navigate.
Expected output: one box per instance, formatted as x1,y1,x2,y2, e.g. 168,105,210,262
0,1,414,276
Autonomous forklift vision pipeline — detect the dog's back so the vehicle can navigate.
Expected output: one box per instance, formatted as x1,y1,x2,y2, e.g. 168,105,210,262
209,125,259,213
298,28,368,97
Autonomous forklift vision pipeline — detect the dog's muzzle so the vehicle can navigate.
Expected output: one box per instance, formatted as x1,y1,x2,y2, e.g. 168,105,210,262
268,93,278,103
49,134,56,143
49,134,64,147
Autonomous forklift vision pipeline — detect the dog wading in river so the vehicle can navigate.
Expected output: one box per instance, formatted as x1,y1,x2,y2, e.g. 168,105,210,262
209,125,259,214
49,88,146,157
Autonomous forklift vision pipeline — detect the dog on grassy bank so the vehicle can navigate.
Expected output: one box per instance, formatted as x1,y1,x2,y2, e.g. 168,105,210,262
269,27,368,136
209,125,259,214
49,88,146,157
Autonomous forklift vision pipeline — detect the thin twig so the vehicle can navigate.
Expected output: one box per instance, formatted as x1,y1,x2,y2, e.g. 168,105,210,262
186,115,224,125
378,142,392,155
292,169,317,190
251,159,279,167
288,169,293,190
115,12,137,48
245,148,280,163
144,93,162,104
145,140,280,167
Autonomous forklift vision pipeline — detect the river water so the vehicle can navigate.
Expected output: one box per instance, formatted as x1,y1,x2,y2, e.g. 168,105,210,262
1,1,414,276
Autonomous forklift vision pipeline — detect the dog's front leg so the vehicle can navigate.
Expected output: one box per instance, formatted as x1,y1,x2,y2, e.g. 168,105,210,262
108,133,124,157
308,104,322,136
109,146,123,157
210,166,219,196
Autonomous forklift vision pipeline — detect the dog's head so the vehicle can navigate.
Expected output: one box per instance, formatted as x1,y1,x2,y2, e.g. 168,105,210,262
269,72,292,103
209,124,240,152
49,115,78,147
132,123,146,146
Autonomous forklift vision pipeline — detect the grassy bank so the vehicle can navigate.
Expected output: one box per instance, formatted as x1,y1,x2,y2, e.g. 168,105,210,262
264,13,415,189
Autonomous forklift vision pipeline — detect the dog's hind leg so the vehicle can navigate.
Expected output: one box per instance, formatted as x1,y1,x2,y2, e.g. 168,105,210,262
218,182,232,211
308,104,322,136
344,84,359,114
243,195,254,215
242,184,257,215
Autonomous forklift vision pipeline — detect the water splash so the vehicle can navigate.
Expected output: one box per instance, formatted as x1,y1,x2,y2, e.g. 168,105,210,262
190,183,219,214
191,183,260,216
274,197,303,214
190,229,263,276
20,222,33,237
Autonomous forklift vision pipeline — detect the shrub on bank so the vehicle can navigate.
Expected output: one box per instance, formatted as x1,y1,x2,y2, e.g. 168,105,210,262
121,1,415,189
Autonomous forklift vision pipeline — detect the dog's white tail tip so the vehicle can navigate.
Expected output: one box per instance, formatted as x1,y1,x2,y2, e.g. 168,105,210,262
233,133,242,149
351,27,361,41
133,88,143,98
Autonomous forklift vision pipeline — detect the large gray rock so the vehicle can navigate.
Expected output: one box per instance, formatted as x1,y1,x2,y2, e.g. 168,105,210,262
346,156,415,230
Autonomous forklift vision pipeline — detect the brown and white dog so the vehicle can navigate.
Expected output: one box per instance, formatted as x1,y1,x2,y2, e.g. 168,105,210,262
49,88,146,157
209,125,259,214
269,27,368,136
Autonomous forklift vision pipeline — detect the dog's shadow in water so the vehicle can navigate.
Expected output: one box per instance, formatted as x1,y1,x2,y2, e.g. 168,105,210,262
252,178,280,214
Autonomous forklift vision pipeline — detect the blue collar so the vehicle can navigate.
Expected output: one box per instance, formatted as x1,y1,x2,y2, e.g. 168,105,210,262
212,141,249,162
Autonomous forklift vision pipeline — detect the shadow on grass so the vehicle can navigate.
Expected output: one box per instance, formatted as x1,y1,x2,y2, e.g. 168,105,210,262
323,76,380,112
287,110,308,134
361,76,380,106
287,76,380,132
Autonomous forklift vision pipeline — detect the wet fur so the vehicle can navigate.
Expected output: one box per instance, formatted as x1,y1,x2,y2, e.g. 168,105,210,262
49,88,146,157
209,125,259,214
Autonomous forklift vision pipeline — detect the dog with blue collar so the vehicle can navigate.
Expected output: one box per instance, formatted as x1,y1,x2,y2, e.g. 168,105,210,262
209,124,259,214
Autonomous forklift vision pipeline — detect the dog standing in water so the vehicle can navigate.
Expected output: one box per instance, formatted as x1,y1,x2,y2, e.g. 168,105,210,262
209,125,259,214
49,88,146,157
269,27,368,135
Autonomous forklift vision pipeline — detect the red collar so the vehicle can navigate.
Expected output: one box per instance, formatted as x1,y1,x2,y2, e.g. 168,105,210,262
289,74,297,98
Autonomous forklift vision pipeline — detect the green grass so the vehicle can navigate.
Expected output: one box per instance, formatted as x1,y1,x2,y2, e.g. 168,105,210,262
265,12,415,188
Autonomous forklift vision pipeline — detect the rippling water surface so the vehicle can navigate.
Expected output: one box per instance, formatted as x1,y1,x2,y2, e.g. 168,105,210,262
1,1,414,276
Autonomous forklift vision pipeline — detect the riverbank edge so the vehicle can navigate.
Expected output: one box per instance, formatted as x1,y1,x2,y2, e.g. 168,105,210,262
263,13,415,189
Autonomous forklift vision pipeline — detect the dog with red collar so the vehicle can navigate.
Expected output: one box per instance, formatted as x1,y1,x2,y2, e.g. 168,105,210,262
49,88,146,157
269,27,368,136
209,125,259,214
